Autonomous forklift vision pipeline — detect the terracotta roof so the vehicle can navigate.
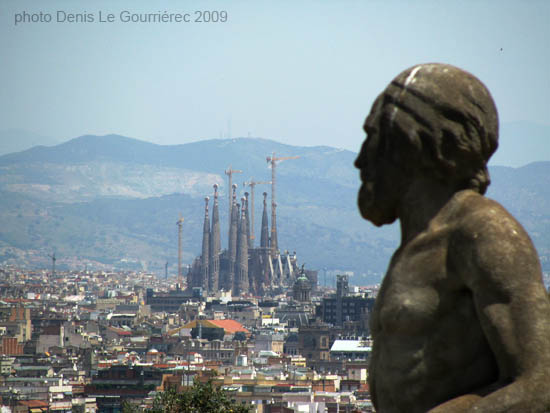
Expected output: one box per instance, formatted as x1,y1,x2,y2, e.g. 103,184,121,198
208,319,249,334
18,400,48,408
182,319,249,334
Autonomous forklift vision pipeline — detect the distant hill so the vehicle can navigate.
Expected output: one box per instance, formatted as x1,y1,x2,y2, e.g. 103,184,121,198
0,129,61,156
491,122,550,168
0,135,358,204
0,134,357,185
0,133,549,284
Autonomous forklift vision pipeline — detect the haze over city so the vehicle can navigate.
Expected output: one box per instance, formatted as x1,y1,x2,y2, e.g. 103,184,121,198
1,0,549,158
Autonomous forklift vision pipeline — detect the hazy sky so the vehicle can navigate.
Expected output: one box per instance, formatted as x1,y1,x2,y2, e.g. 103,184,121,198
1,0,549,152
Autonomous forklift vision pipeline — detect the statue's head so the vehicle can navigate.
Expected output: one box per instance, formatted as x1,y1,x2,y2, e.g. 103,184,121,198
355,63,499,225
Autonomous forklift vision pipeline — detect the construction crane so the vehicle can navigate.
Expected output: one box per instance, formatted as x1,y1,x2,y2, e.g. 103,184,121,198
176,214,184,286
266,153,299,253
48,252,56,280
243,179,271,245
225,166,242,220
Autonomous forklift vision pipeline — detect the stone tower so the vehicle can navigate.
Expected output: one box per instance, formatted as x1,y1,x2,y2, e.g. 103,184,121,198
235,197,249,295
201,197,210,292
244,191,252,249
293,273,312,302
209,184,221,292
227,184,238,292
260,192,269,249
259,191,272,289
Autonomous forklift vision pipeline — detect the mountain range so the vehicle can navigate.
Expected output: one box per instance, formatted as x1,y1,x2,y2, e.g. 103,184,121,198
0,130,549,285
0,129,61,156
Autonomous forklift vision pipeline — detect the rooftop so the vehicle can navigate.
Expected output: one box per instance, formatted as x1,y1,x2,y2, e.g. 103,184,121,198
330,340,371,353
183,319,249,334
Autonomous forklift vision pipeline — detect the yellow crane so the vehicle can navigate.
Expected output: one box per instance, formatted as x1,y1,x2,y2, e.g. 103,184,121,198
176,214,184,286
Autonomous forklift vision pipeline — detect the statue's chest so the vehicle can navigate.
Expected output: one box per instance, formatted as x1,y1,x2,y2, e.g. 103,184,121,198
373,238,460,335
377,283,440,334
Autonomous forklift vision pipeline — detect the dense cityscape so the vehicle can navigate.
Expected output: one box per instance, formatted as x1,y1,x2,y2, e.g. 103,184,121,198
0,263,377,412
2,142,550,413
0,153,380,413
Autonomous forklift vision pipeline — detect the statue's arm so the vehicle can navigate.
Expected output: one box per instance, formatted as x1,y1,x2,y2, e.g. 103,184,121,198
439,208,550,412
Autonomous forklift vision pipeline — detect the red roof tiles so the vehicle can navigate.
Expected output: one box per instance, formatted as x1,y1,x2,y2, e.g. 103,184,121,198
208,319,249,334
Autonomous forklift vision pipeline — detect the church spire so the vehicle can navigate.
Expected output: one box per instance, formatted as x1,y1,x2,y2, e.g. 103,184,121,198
201,196,210,293
244,191,252,249
235,197,249,295
260,192,269,249
227,184,238,292
209,184,220,292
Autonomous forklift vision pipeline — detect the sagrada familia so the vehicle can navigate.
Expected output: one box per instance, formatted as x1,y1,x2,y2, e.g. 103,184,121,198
187,183,309,296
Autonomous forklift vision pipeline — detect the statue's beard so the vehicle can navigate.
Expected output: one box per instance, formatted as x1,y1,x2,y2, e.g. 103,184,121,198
357,182,398,227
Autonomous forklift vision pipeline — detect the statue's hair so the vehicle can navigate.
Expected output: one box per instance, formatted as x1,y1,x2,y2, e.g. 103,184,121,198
375,63,499,194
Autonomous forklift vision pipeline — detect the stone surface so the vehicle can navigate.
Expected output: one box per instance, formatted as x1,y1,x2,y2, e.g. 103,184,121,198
355,63,550,412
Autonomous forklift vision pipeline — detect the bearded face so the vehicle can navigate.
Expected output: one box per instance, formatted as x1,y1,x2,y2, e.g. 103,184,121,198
355,104,403,227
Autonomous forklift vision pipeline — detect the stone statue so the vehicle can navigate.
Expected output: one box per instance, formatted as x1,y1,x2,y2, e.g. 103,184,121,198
355,63,550,412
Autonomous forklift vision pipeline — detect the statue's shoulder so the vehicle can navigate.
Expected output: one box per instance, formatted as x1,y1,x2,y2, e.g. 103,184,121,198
448,190,526,239
447,190,540,283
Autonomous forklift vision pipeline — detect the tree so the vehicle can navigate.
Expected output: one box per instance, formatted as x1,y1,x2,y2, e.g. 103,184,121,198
122,379,251,413
233,332,247,341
